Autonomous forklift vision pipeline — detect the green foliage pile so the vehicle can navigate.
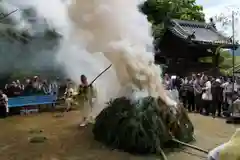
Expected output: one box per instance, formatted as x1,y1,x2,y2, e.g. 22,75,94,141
93,96,194,155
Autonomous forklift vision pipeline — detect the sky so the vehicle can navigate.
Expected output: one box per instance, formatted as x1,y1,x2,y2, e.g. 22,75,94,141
196,0,240,40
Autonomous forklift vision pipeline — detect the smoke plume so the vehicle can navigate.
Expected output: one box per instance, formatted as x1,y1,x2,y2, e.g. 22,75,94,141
1,0,177,116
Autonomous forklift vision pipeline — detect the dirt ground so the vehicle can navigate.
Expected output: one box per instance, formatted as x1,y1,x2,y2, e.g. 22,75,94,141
0,111,239,160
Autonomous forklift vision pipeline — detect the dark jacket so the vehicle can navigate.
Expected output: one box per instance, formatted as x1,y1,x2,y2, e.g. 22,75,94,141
24,84,34,96
211,81,223,102
180,84,189,97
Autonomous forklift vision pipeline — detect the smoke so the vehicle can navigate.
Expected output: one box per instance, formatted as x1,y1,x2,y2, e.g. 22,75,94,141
0,0,63,76
1,0,177,116
67,0,177,113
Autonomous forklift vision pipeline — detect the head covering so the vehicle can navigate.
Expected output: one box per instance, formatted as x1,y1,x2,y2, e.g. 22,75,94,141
216,79,221,83
171,75,176,79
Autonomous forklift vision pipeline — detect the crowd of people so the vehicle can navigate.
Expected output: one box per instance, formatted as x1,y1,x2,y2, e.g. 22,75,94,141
0,74,97,126
2,76,59,97
1,72,240,121
0,76,63,118
163,73,240,118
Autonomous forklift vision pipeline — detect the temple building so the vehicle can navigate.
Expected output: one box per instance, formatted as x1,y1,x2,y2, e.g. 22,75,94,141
155,19,238,76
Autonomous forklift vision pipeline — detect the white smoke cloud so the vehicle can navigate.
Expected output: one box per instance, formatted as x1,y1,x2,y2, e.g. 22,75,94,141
66,0,177,112
5,0,70,35
1,0,176,116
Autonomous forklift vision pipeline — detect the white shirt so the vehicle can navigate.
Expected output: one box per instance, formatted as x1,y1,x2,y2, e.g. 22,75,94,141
221,82,233,93
202,81,212,100
1,94,8,112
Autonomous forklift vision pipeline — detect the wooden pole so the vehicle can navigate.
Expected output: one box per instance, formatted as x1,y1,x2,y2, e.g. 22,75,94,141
156,146,168,160
171,138,209,154
89,64,112,86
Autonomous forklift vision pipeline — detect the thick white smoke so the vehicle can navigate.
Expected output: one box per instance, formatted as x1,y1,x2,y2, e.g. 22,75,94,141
3,0,177,116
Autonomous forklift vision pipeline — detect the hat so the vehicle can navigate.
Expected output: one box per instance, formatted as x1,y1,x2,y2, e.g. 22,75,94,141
216,79,221,83
171,75,176,79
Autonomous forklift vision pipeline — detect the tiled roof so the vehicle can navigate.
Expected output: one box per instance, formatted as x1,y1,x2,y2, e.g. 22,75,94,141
169,19,237,47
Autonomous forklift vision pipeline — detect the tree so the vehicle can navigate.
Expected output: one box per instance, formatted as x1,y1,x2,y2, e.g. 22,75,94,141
139,0,205,40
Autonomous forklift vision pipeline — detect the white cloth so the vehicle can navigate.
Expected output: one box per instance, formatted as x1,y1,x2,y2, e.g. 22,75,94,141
221,82,232,93
6,104,9,113
2,94,9,113
82,100,91,117
216,79,221,83
171,75,176,79
49,81,59,95
79,84,97,119
207,143,227,160
202,81,212,100
221,82,236,104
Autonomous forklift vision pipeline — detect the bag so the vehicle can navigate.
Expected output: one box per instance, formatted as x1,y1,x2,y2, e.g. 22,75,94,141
202,93,208,100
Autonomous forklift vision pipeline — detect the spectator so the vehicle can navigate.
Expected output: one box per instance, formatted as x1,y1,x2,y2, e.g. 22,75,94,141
163,74,171,90
186,76,195,112
221,78,233,116
193,74,202,113
14,81,22,96
211,79,223,117
7,81,21,97
41,80,49,94
32,76,40,93
16,80,21,88
23,81,34,96
202,76,212,116
49,78,59,96
4,84,8,95
58,79,69,98
0,90,8,118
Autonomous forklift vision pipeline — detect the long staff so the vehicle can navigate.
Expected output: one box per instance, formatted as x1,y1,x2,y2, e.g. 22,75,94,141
88,64,112,86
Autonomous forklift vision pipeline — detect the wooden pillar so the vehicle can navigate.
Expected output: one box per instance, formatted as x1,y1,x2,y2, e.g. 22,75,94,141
213,52,220,67
212,48,220,75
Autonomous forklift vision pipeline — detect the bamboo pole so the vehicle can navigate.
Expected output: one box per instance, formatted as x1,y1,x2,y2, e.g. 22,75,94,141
156,147,168,160
88,64,112,86
171,138,209,154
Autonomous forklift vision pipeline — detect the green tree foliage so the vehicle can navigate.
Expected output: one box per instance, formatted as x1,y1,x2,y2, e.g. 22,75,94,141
199,49,234,73
139,0,205,39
